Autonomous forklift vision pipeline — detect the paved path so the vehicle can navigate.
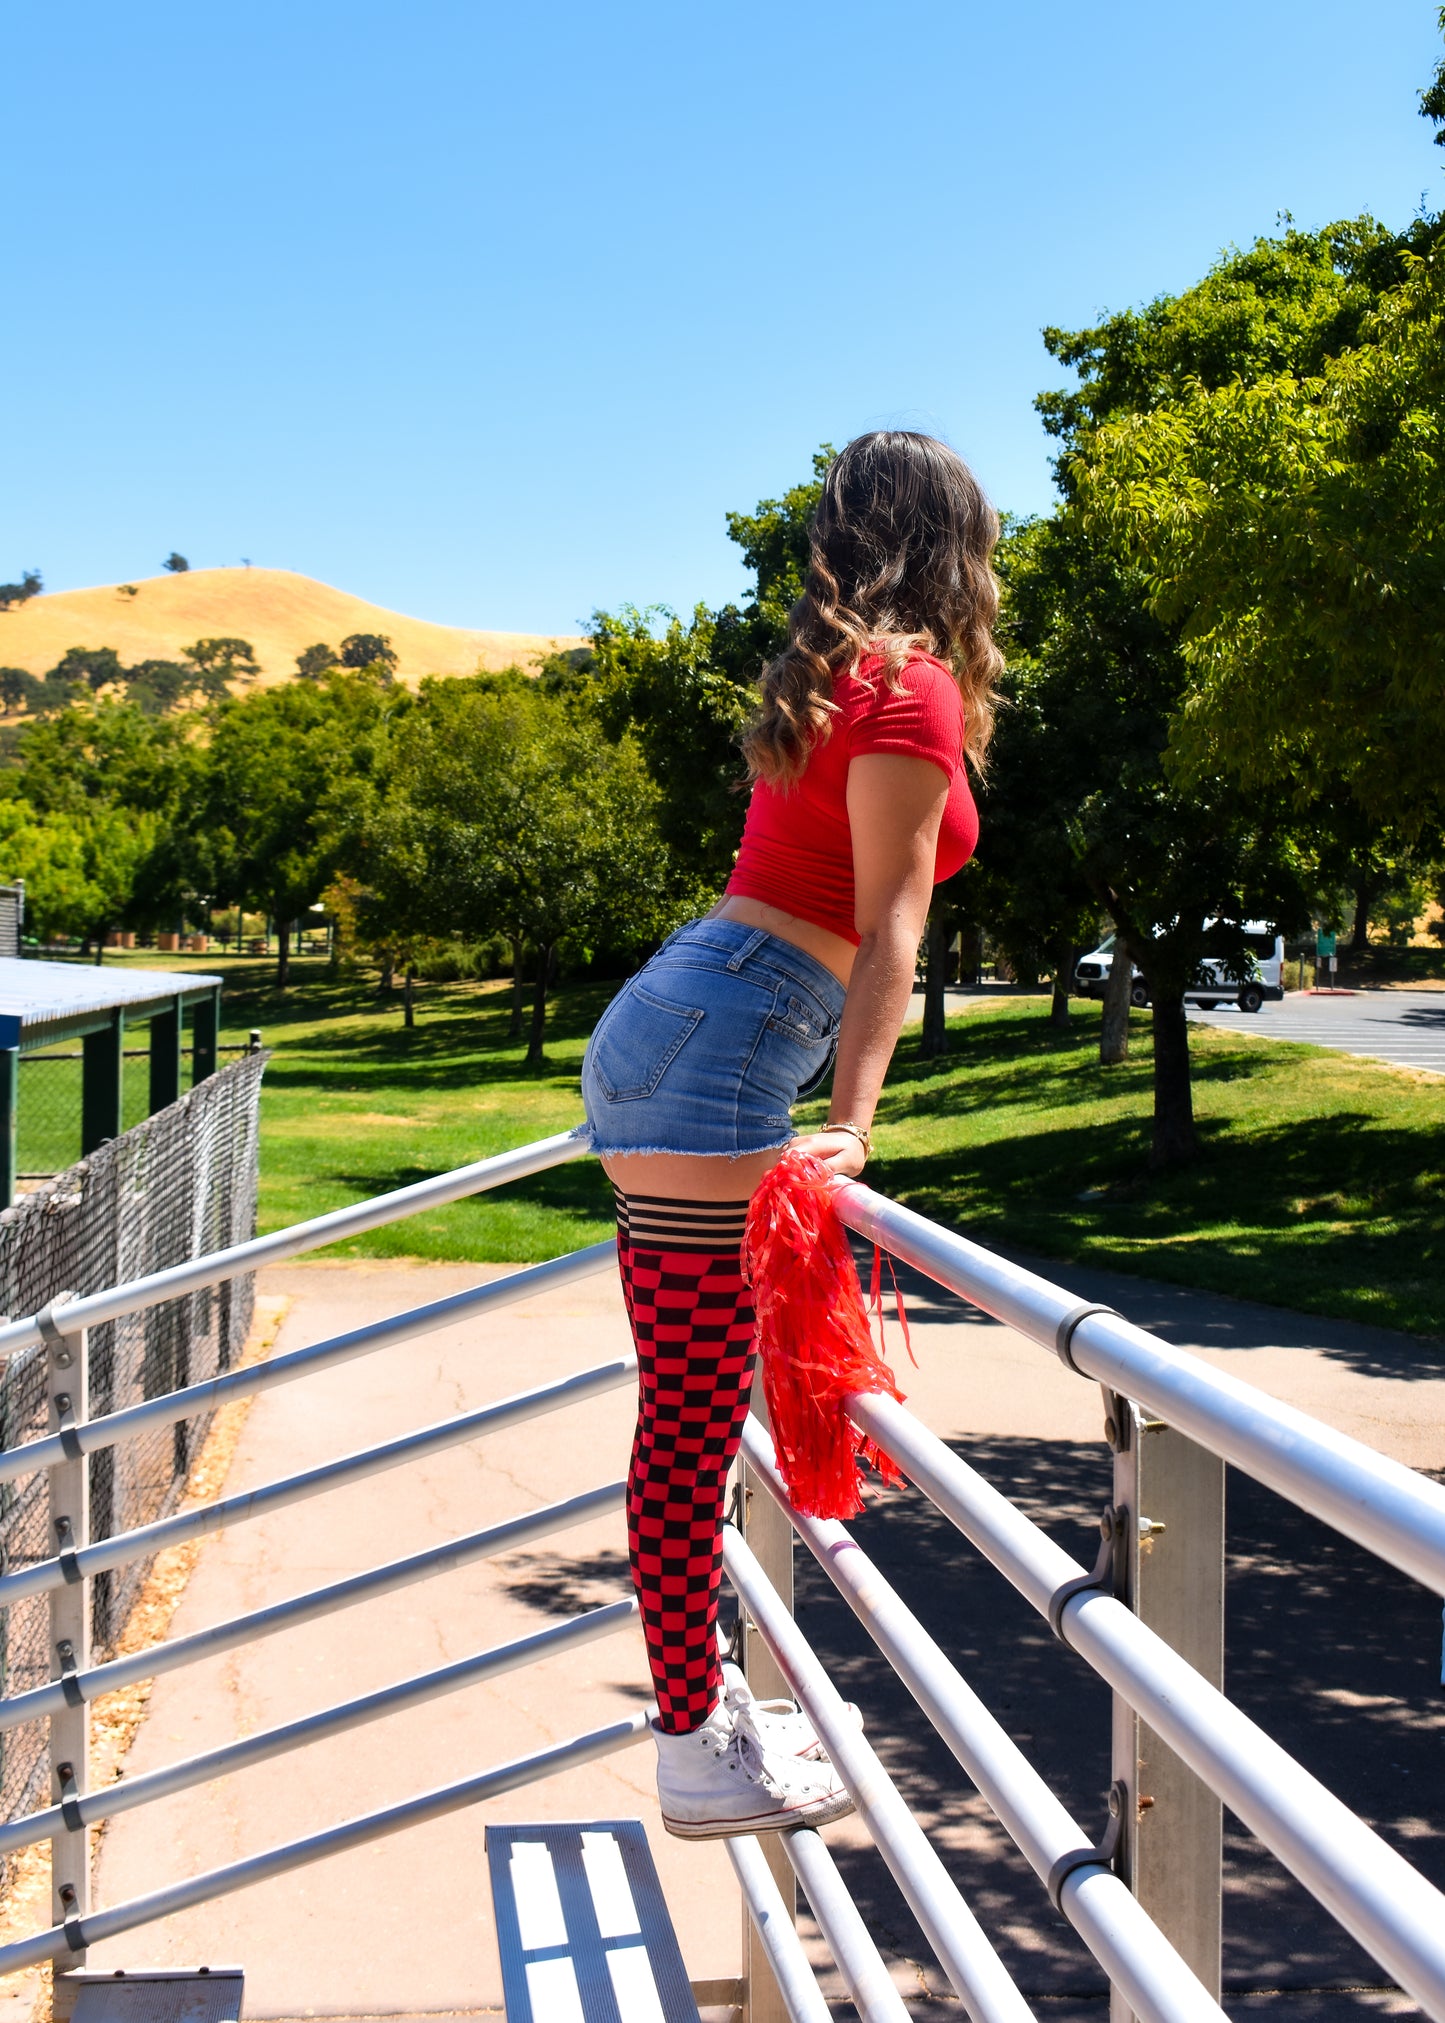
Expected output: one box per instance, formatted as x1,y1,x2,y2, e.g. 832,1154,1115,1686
80,1251,1444,2023
1188,989,1445,1075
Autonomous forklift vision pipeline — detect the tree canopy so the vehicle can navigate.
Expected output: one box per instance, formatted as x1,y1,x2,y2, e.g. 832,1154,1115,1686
364,674,679,1059
0,571,41,611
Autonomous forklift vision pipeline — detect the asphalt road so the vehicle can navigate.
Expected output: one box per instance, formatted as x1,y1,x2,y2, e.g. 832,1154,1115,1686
1186,988,1445,1075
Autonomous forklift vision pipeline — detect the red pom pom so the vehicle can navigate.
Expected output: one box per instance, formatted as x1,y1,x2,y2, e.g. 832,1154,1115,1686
742,1147,905,1519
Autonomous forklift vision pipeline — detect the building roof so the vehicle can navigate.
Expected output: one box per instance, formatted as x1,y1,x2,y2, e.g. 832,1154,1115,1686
0,959,222,1050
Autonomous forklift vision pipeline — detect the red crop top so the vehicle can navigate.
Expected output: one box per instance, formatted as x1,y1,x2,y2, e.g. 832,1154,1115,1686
725,653,979,946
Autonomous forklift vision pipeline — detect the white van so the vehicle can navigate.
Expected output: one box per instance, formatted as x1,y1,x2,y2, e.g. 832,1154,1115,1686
1074,924,1285,1014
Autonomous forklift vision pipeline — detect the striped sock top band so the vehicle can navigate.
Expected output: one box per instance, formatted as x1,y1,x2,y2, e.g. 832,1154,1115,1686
613,1189,751,1252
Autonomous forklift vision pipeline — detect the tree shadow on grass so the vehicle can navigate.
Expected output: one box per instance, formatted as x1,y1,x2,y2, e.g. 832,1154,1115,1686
258,986,620,1094
871,1104,1445,1359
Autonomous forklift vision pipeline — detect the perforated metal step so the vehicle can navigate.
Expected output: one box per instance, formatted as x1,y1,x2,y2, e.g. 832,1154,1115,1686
67,1966,244,2021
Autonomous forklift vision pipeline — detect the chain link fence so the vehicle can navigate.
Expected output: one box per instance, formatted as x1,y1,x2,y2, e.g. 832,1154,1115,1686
18,1050,156,1182
0,1050,266,1831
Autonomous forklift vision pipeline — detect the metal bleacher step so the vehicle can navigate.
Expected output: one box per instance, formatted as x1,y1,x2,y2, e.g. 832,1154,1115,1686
486,1820,702,2023
63,1966,244,2021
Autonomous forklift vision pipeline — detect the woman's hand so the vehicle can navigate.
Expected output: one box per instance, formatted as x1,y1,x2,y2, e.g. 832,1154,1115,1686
791,1127,869,1178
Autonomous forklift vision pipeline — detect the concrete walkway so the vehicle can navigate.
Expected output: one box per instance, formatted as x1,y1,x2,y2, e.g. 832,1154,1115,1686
80,1247,1445,2021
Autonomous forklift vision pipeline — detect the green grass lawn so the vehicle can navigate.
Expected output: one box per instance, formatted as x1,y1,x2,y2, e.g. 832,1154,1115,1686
220,959,617,1261
54,952,1445,1337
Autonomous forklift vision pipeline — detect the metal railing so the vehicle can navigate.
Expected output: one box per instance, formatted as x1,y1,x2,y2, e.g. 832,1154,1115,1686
0,1125,1438,2023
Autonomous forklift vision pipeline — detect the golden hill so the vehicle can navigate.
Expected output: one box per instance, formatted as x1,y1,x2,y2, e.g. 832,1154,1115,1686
0,568,586,687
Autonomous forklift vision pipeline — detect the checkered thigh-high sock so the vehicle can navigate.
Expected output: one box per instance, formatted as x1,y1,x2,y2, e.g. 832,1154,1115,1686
614,1189,756,1735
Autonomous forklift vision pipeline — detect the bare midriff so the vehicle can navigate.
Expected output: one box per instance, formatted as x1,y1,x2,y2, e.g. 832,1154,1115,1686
708,894,856,987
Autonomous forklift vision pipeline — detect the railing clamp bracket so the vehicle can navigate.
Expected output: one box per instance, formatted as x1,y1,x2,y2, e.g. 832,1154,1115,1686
51,1394,84,1463
1047,1778,1127,1911
37,1293,80,1361
1048,1505,1124,1644
57,1880,86,1957
1055,1302,1119,1376
55,1760,84,1835
56,1636,84,1706
53,1514,83,1585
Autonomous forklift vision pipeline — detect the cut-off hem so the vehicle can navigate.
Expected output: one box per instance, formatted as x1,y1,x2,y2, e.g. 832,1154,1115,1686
577,1126,794,1162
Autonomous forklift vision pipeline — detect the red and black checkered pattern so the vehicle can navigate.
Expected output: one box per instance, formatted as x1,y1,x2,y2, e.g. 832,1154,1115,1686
616,1192,756,1734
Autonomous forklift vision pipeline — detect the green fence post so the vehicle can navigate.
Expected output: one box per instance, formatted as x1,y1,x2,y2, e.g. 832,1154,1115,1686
81,1011,124,1154
0,1046,16,1208
192,986,221,1084
149,996,183,1114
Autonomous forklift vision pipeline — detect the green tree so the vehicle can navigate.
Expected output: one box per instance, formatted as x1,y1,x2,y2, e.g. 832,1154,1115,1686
0,668,41,714
374,676,679,1063
990,511,1312,1162
0,571,41,611
163,552,189,573
995,208,1437,1159
48,644,125,693
0,798,164,953
125,658,193,715
340,633,398,673
181,637,261,696
11,698,212,937
204,670,399,986
1078,235,1445,837
295,642,337,679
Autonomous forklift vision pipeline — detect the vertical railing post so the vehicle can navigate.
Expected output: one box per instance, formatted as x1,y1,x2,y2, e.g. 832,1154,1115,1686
738,1397,795,2023
43,1299,90,2001
1109,1398,1224,2023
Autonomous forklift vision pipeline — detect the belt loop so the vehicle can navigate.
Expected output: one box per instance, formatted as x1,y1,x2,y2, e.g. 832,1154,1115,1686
726,929,769,972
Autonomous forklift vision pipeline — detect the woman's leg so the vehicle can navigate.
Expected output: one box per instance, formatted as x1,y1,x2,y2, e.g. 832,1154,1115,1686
614,1186,756,1732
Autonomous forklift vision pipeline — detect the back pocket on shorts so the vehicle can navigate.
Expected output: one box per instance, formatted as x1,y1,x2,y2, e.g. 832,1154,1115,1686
589,982,705,1102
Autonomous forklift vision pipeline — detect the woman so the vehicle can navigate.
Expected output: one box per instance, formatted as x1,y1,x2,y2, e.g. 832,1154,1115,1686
581,430,1001,1839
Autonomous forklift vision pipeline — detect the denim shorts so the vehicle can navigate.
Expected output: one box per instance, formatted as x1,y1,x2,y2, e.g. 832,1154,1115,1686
580,918,846,1159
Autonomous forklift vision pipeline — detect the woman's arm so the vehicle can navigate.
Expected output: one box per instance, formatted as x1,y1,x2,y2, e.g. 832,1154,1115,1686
794,753,948,1177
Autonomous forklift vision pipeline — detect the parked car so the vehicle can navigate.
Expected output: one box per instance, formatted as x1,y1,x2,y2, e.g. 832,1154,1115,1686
1074,924,1285,1014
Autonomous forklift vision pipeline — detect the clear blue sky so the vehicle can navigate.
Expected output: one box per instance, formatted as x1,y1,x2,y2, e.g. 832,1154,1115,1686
3,1,1441,637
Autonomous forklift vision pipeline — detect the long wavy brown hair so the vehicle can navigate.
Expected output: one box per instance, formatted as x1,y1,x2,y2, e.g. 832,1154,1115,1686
742,431,1002,785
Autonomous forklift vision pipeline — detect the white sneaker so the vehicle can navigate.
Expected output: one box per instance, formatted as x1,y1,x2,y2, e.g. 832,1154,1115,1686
653,1700,855,1840
720,1657,863,1763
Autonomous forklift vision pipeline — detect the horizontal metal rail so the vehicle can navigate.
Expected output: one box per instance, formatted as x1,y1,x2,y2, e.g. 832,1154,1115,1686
0,1357,634,1609
0,1598,638,1858
0,1243,616,1486
728,1835,833,2023
0,1127,591,1359
723,1521,1035,2023
0,1712,653,1976
836,1181,1445,1598
740,1421,1224,2023
0,1482,624,1733
782,1828,913,2023
851,1389,1445,2022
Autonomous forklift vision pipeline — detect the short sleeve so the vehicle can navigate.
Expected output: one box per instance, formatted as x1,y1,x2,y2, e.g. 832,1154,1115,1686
847,658,963,777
